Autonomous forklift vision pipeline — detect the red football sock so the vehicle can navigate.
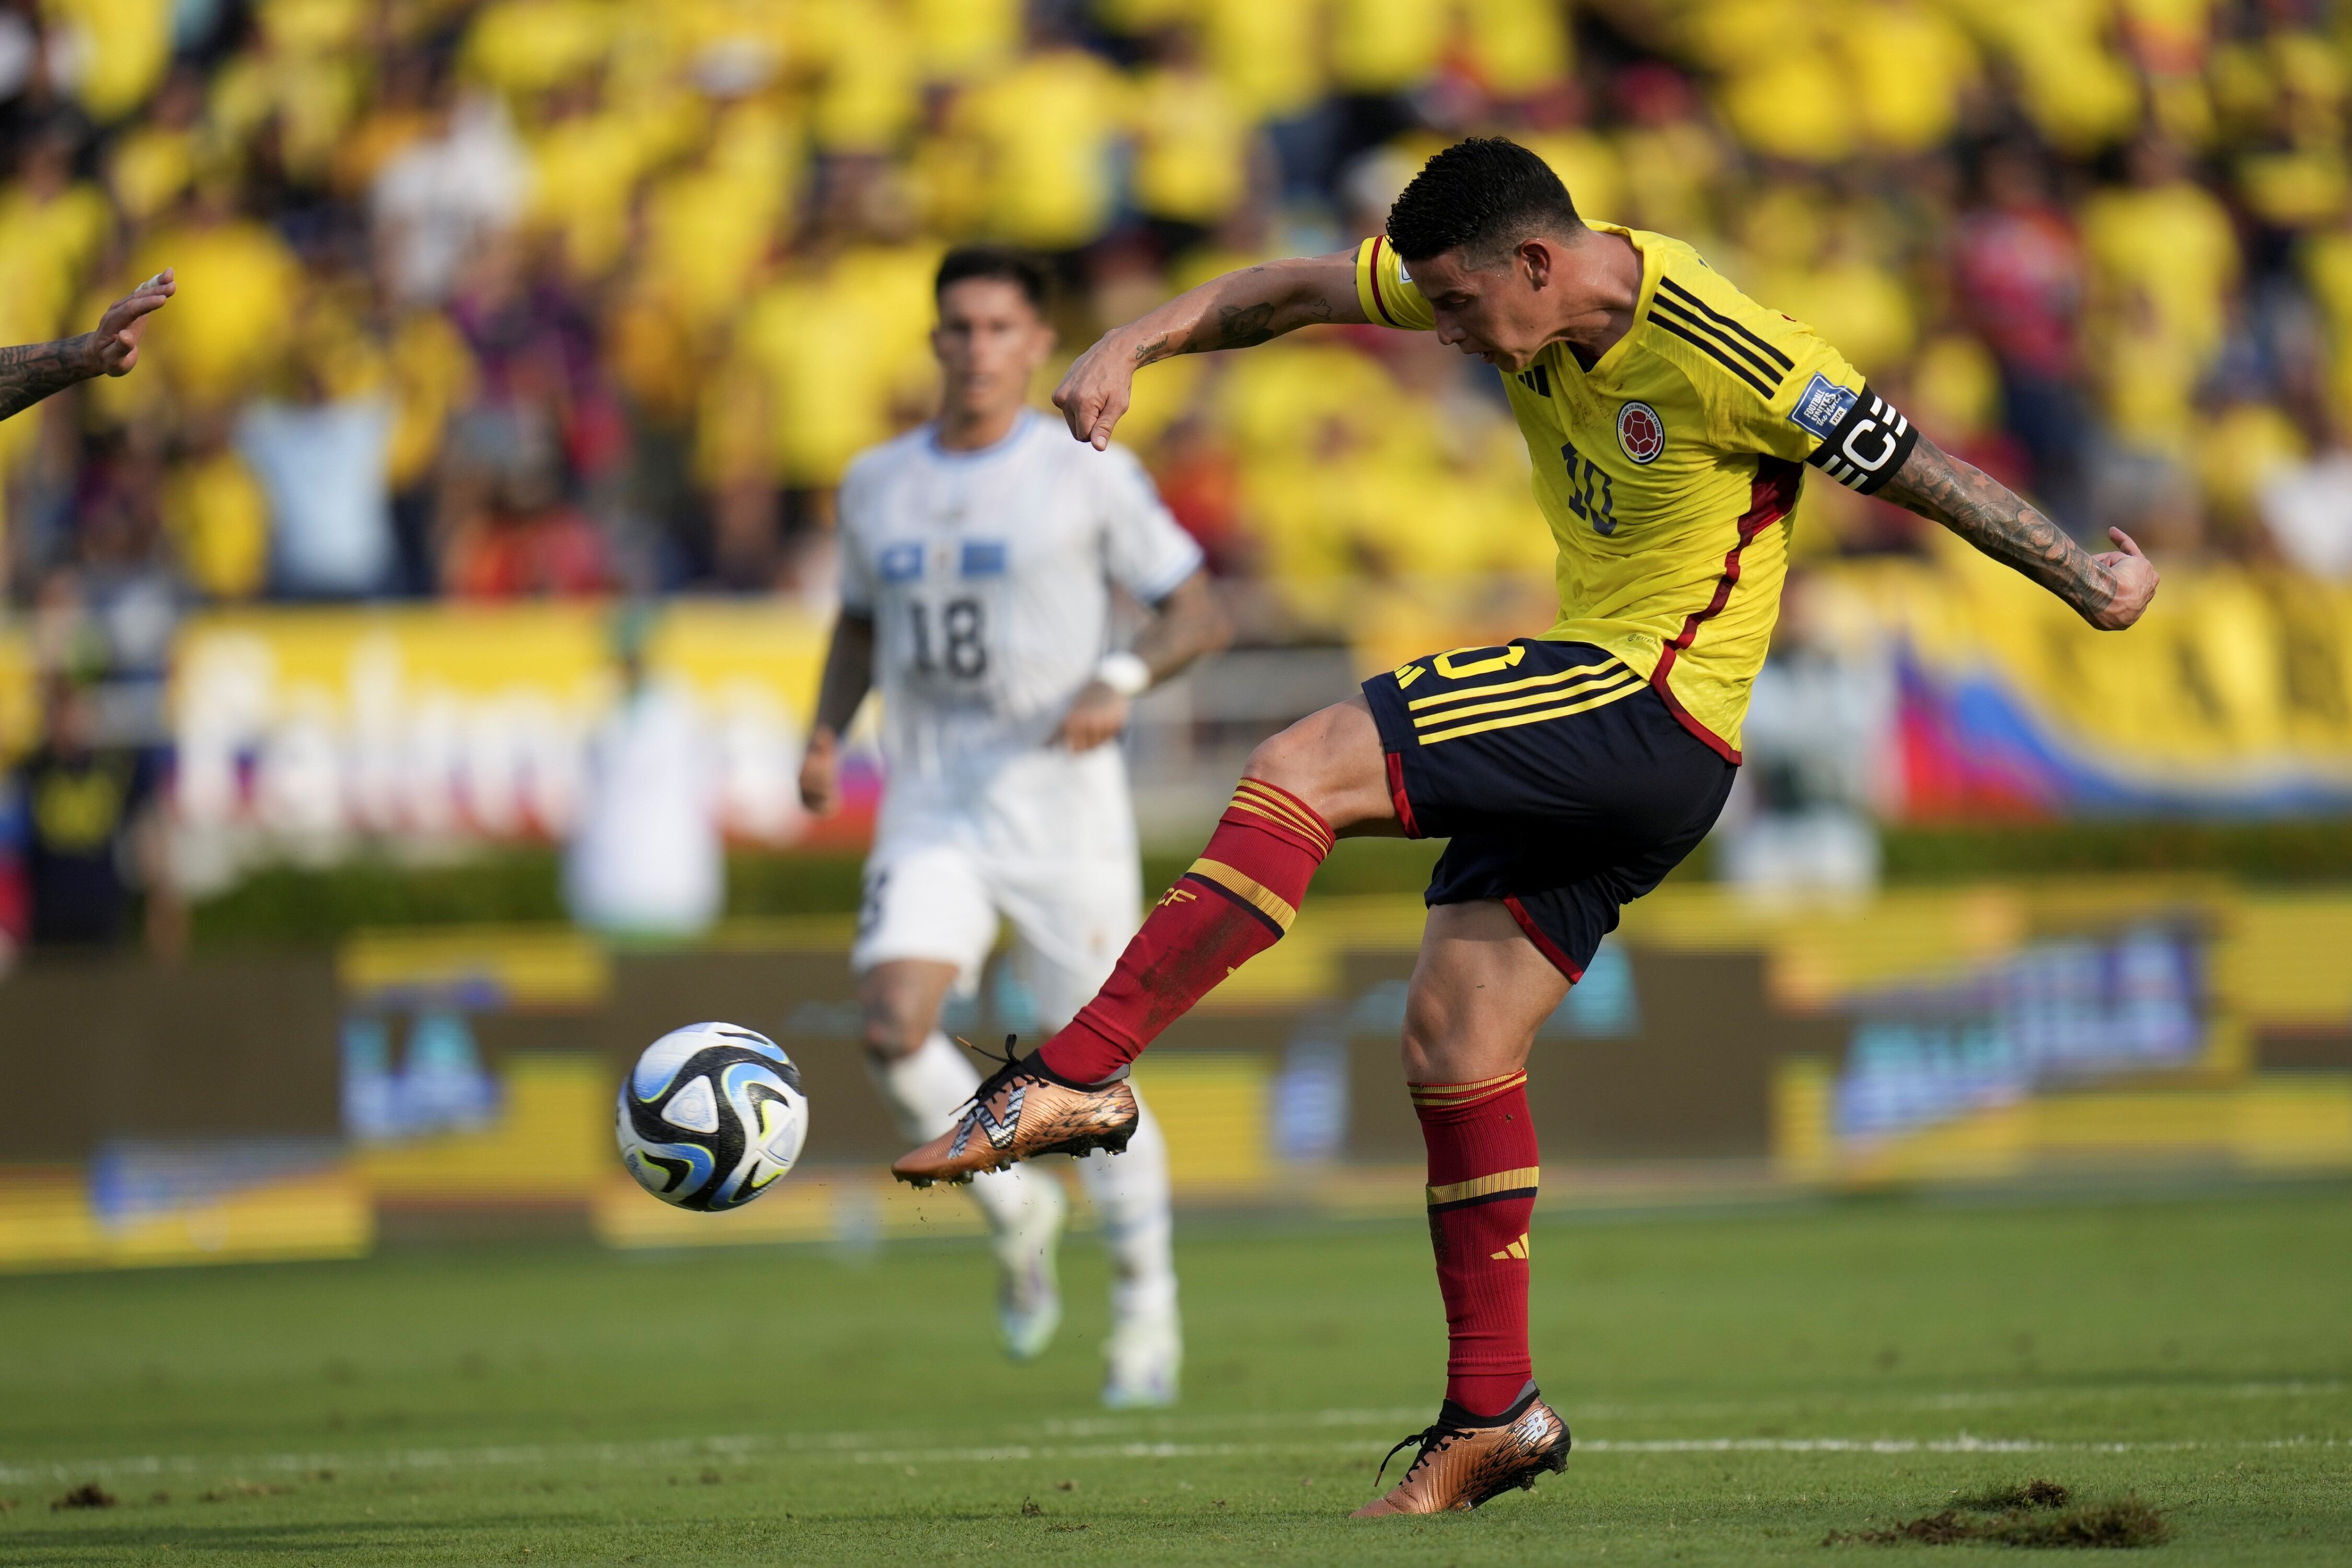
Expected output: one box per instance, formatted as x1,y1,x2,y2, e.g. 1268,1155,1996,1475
1039,778,1332,1085
1413,1073,1540,1418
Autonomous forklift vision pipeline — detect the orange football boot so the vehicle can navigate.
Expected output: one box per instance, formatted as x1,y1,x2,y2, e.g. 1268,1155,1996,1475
891,1039,1138,1187
1351,1386,1571,1517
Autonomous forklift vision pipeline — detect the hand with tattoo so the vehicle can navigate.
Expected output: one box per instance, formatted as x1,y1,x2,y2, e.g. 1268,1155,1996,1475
0,269,177,422
1878,432,2159,631
1053,252,1364,448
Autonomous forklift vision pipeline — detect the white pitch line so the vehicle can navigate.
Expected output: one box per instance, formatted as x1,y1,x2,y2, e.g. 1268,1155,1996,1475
9,1378,2338,1484
832,1436,2348,1467
3,1427,2342,1488
2,1383,2340,1485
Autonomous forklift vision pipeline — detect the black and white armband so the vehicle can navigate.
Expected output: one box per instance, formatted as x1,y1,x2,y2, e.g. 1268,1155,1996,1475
1789,374,1918,495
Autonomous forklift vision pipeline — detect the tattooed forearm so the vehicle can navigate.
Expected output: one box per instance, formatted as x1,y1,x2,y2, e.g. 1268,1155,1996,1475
1132,295,1336,365
1206,302,1278,350
0,333,96,422
1878,433,2115,619
1116,253,1363,366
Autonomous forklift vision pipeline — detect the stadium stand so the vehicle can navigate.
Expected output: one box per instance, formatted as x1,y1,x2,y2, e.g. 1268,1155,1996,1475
0,0,2342,627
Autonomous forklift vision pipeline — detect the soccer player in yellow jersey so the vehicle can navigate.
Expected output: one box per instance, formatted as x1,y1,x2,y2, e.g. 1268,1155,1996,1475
891,139,2161,1514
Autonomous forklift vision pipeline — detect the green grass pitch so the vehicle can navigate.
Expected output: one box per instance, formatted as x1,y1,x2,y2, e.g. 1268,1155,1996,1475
3,1184,2347,1564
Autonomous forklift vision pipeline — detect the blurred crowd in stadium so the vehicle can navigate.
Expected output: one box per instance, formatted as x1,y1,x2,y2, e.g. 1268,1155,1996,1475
0,0,2349,670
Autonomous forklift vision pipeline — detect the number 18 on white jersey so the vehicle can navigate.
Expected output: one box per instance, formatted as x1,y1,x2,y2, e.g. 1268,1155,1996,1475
836,411,1203,791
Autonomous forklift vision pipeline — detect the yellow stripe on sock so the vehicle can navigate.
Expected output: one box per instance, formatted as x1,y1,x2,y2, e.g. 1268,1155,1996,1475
1405,658,1623,712
1227,795,1325,850
1409,1071,1526,1106
1409,1071,1521,1097
1186,857,1298,931
1231,780,1331,849
1417,679,1644,746
1426,1166,1541,1207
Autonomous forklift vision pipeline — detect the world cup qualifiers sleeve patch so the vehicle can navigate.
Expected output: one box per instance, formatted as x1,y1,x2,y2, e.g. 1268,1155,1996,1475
1792,375,1918,495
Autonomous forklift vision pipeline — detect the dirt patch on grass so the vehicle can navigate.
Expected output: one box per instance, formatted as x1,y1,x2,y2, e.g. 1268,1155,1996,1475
51,1483,117,1511
1827,1481,2171,1549
1997,1498,2171,1549
1956,1480,2072,1512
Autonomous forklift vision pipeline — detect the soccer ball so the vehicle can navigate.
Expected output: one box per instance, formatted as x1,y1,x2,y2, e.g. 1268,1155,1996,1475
616,1022,809,1211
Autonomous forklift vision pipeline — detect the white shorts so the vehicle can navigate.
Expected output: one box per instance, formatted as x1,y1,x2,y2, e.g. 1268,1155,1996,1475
852,838,1142,1031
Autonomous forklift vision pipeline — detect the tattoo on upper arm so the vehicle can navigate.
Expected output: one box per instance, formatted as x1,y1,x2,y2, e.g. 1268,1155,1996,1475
1880,436,2114,617
0,335,90,422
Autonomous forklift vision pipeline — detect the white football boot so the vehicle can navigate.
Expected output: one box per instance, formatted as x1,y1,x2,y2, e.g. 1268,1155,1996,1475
993,1172,1067,1362
1101,1309,1182,1409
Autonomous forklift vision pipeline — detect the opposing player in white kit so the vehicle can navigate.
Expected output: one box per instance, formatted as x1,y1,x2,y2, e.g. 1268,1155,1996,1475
798,247,1230,1406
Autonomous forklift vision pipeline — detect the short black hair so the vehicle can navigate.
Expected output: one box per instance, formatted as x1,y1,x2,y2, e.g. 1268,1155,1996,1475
1385,137,1583,265
935,245,1053,316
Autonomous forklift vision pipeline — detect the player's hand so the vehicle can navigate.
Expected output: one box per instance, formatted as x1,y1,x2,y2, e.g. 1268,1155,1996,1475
1052,331,1137,451
88,270,175,377
2085,528,2159,631
798,727,841,814
1055,681,1130,752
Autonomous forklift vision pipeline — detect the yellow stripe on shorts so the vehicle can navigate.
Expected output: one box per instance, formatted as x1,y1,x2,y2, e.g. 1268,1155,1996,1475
1405,657,1624,712
1417,675,1644,746
1411,667,1636,730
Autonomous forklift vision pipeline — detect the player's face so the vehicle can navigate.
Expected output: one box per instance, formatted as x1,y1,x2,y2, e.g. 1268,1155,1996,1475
1411,248,1559,373
933,279,1056,420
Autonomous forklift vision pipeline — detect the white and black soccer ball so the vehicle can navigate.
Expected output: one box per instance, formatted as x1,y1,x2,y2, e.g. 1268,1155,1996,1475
616,1022,809,1211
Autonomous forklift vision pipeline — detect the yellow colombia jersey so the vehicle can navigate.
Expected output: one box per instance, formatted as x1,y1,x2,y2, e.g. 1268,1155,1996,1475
1354,225,1918,760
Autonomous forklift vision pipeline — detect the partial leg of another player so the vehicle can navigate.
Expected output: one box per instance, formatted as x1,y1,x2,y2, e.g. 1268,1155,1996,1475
1003,880,1182,1409
859,957,1067,1360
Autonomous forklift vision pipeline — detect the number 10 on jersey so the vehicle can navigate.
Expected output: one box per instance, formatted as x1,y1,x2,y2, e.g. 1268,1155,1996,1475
1560,442,1616,537
909,596,989,678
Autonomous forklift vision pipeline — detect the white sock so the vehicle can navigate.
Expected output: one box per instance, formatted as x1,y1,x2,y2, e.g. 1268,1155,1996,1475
1075,1086,1179,1327
866,1031,1045,1237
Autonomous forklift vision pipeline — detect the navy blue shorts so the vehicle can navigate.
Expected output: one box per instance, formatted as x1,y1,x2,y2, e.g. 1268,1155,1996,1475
1361,639,1736,981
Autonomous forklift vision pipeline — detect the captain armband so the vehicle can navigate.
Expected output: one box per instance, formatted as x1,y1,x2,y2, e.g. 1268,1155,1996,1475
1789,375,1919,496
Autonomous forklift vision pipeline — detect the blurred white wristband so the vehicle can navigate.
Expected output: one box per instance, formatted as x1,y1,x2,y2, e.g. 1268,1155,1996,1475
1093,651,1151,697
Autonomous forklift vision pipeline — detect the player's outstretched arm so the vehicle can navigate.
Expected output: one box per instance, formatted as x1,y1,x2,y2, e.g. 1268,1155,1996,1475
1053,253,1367,449
1057,569,1232,751
1877,431,2158,631
799,612,876,815
0,270,176,422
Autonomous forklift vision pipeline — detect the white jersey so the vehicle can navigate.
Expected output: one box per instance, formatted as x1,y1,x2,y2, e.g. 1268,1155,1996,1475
837,410,1203,854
